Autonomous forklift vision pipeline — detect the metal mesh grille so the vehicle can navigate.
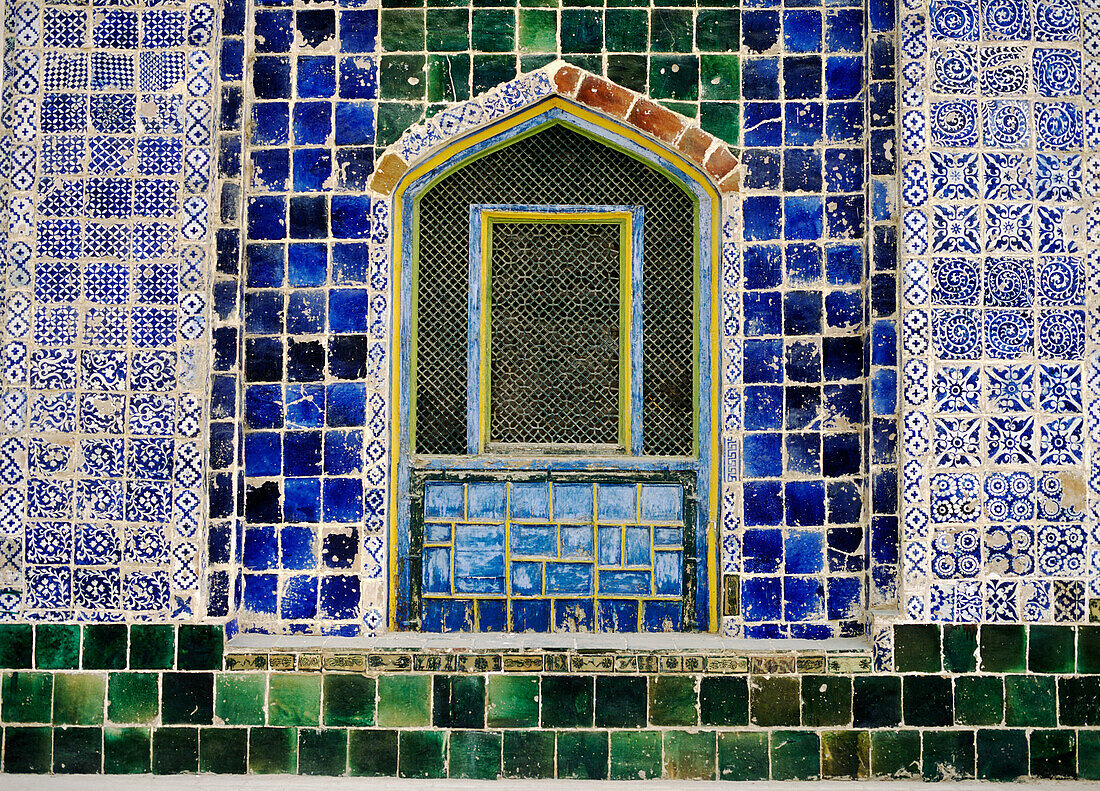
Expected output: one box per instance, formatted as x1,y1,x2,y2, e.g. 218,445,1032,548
415,124,695,456
490,222,621,447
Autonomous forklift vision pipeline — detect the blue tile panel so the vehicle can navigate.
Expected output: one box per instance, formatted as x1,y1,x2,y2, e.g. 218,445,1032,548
737,2,869,639
421,481,686,632
1,0,217,620
899,0,1099,624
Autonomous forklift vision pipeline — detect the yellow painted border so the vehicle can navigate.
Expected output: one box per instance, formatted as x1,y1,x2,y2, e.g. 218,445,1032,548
389,95,723,632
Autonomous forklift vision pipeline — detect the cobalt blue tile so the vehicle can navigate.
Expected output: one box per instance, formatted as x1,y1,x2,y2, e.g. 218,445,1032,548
743,481,783,526
210,422,236,468
783,56,821,99
870,36,894,80
287,339,326,381
824,383,862,425
868,82,895,128
478,600,507,632
826,194,864,239
424,548,452,593
245,290,284,334
783,148,822,192
336,147,374,191
285,478,322,522
744,245,782,289
511,524,556,556
552,483,593,522
785,530,824,574
744,527,782,573
599,599,639,631
623,526,649,565
642,601,681,631
743,102,782,146
825,8,863,52
872,417,898,464
422,598,470,631
251,104,289,145
245,384,284,428
298,9,335,47
553,599,594,630
783,290,823,335
785,102,824,145
289,196,328,239
338,58,378,101
253,56,292,99
822,433,860,477
828,526,864,572
743,196,782,241
247,244,286,288
785,480,825,526
827,481,862,523
744,339,784,383
468,483,506,520
742,149,780,190
743,433,782,478
512,599,550,631
744,386,783,430
254,10,293,51
248,196,287,240
785,244,822,285
294,102,333,145
741,58,780,100
287,291,325,334
826,101,864,143
640,484,682,521
870,515,899,564
869,129,894,174
286,385,325,428
826,576,861,620
871,369,897,415
822,336,862,380
323,478,362,522
784,10,822,52
287,244,327,287
870,273,895,317
600,570,650,596
742,10,780,53
331,243,370,284
785,341,821,383
744,292,782,337
320,575,359,619
244,525,279,570
284,431,322,476
339,10,377,52
281,575,318,619
825,56,861,99
328,336,368,379
328,289,370,332
221,39,244,80
509,482,549,520
281,525,317,570
245,432,281,477
324,431,362,475
511,562,542,595
561,525,594,559
298,56,336,98
824,148,864,192
596,484,636,521
546,564,594,596
244,574,278,614
784,576,824,621
334,102,376,144
741,576,782,622
323,529,358,570
653,552,681,596
330,196,372,238
826,244,863,285
599,526,621,565
425,482,464,519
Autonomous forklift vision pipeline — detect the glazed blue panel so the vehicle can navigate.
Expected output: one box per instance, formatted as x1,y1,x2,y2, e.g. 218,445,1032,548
654,551,683,596
510,523,556,557
509,481,550,519
423,547,452,594
545,563,594,595
598,526,622,566
560,525,594,559
596,483,636,521
552,483,593,521
423,523,452,544
510,561,543,596
599,569,651,595
424,482,464,519
640,483,683,521
624,526,651,566
654,526,683,547
466,482,507,520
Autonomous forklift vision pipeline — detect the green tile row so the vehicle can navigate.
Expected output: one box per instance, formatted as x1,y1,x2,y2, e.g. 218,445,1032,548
0,624,223,671
893,624,1100,675
2,725,1097,779
8,670,1100,730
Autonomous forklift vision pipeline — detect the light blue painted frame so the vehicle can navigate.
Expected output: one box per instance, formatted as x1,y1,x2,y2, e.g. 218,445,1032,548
466,204,645,456
393,99,718,630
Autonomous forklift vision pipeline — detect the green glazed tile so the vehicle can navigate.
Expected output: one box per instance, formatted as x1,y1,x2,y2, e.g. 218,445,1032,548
176,625,223,671
472,54,517,93
377,103,425,145
518,9,557,52
381,8,426,51
560,8,602,53
560,53,601,73
649,675,697,726
53,672,106,725
650,55,699,101
152,727,199,775
771,730,820,781
1004,675,1056,727
696,9,739,52
502,730,555,778
1059,676,1100,726
520,53,557,71
541,675,593,727
701,101,740,144
3,671,53,723
299,728,348,776
249,727,297,774
380,56,427,100
607,54,648,93
557,730,608,780
750,675,799,727
801,675,851,727
821,730,868,779
83,625,128,670
980,624,1026,672
162,673,214,725
323,674,376,727
398,730,446,778
427,8,469,50
104,727,151,774
700,675,748,726
0,624,33,669
701,55,739,101
595,675,646,728
893,624,941,672
433,674,484,728
377,675,430,726
216,673,266,726
130,625,175,670
1029,625,1074,673
34,624,79,670
1030,729,1076,779
943,624,978,673
1079,626,1100,673
199,727,247,774
4,726,52,773
53,726,102,774
348,729,398,776
427,54,472,102
976,729,1028,781
953,675,1003,726
449,730,502,779
870,730,920,778
610,730,662,780
604,9,647,51
664,730,716,780
268,673,321,726
718,732,769,781
472,9,514,51
921,730,974,781
650,8,692,52
1079,730,1100,780
901,675,952,727
486,674,538,727
853,675,900,728
660,100,698,117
